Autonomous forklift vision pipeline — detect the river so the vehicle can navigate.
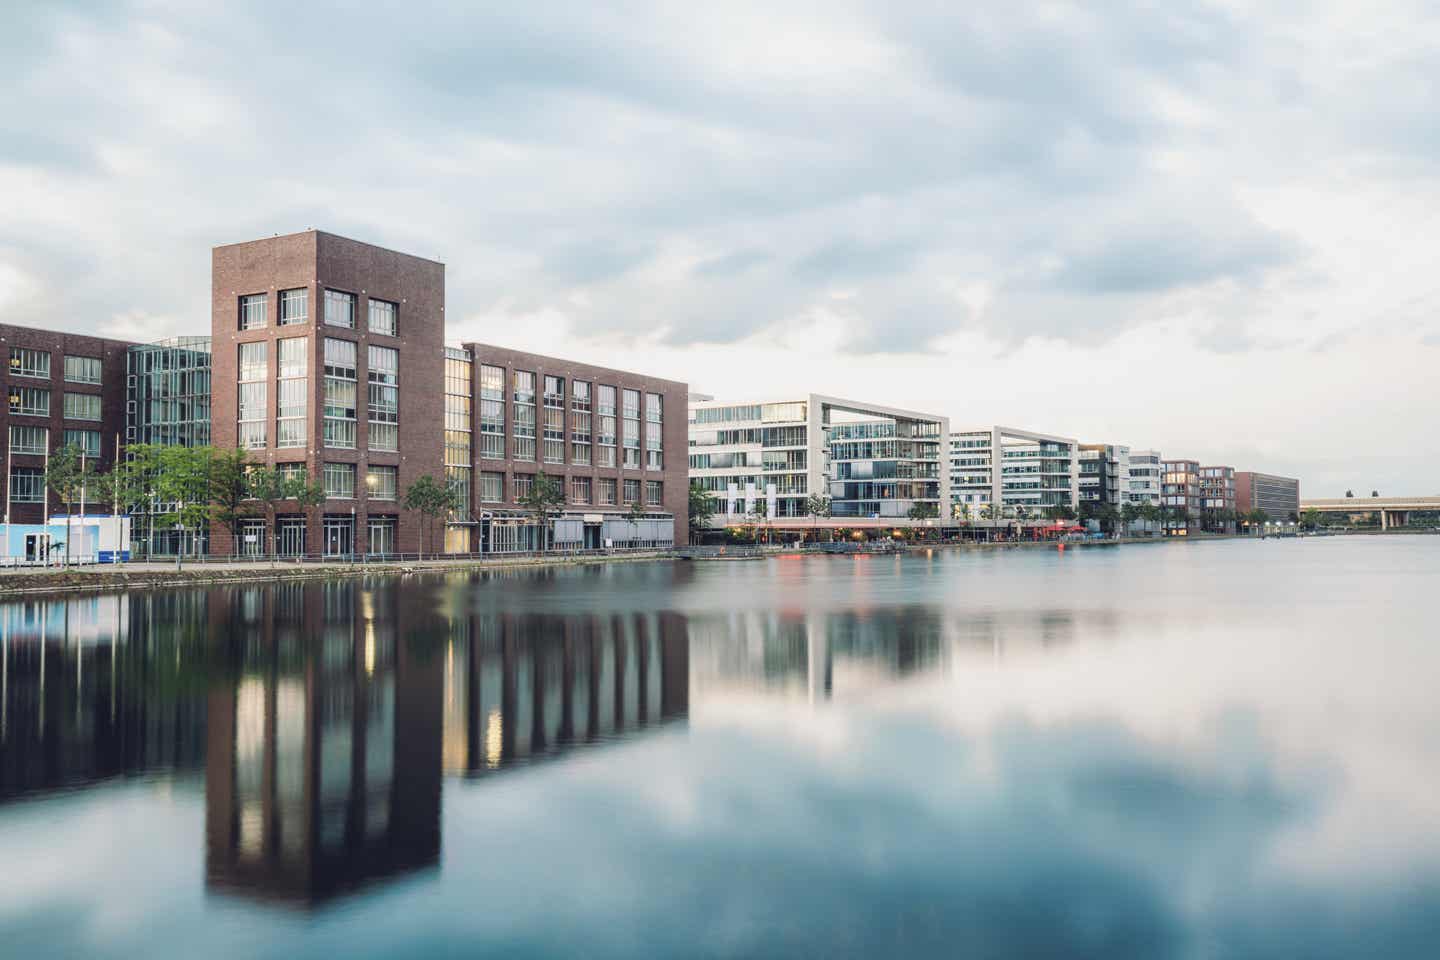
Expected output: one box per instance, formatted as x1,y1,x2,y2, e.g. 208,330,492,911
1,537,1437,958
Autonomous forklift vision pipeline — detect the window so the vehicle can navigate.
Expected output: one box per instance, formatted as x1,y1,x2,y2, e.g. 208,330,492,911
239,293,267,330
513,370,536,461
9,387,49,417
368,298,397,336
280,288,308,325
238,341,267,381
366,465,397,500
324,338,357,449
63,429,100,458
573,380,591,410
324,289,355,328
480,364,505,459
572,476,591,504
367,516,397,556
623,389,641,468
646,393,663,470
63,356,102,384
278,462,307,484
646,481,663,507
479,471,503,502
63,393,101,421
323,463,356,498
238,383,267,448
368,345,398,452
513,473,534,500
8,467,44,502
599,478,617,506
597,385,617,467
9,426,48,455
446,466,470,518
276,337,307,449
623,479,640,506
9,348,50,379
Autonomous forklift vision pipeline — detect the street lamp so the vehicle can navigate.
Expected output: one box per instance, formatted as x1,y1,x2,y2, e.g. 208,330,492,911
363,470,378,561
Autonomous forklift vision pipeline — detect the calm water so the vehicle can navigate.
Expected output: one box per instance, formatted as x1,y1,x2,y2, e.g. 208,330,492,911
1,538,1438,958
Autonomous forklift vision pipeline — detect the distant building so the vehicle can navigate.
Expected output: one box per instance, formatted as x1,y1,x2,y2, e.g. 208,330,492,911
690,395,947,525
1198,465,1237,533
1235,471,1300,520
1126,449,1163,506
1162,459,1201,535
949,426,1078,517
1079,444,1130,508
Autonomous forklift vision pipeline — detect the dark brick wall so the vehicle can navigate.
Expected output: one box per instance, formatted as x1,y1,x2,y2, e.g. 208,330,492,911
0,324,135,524
211,230,445,554
460,342,690,545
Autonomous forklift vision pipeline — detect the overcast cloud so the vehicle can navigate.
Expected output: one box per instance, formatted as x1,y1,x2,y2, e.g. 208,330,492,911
2,0,1437,494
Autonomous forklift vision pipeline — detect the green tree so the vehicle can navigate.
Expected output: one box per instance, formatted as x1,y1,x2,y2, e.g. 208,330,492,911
1300,507,1322,530
1120,502,1138,534
688,481,717,541
152,445,215,569
44,443,101,567
624,495,649,547
907,501,939,521
805,493,831,542
94,443,166,560
209,447,255,556
513,470,564,552
247,467,325,563
404,473,462,556
748,496,769,544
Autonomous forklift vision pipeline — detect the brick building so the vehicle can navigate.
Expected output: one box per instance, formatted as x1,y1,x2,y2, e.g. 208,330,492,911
0,324,133,529
210,231,445,556
444,343,690,551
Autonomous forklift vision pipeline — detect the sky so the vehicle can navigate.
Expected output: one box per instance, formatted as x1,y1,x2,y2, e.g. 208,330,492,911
2,1,1437,496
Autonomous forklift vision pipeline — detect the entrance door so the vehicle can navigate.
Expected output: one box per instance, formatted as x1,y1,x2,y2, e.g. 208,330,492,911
24,534,49,563
323,518,353,557
277,519,306,557
238,520,265,558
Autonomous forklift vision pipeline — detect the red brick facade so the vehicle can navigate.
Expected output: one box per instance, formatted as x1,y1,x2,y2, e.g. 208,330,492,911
0,324,134,524
211,231,445,555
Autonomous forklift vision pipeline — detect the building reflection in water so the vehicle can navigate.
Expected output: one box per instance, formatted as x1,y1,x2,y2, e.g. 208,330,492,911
0,572,1106,910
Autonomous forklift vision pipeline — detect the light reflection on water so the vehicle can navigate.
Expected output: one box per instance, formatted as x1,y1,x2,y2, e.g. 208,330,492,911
0,538,1438,958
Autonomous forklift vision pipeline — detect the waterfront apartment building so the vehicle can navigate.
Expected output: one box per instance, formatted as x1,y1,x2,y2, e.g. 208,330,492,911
1127,449,1163,506
1198,465,1237,532
1079,444,1130,507
444,343,688,552
1235,471,1300,520
1162,459,1201,535
689,395,947,524
949,426,1079,516
210,230,447,557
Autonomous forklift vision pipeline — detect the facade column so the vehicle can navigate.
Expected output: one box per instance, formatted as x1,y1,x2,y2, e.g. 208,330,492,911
1381,509,1389,531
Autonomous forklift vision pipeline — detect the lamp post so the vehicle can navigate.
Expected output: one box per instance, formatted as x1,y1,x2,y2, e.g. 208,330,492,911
364,470,378,562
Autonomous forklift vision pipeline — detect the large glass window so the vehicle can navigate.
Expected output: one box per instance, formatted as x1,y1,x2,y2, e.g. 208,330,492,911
240,293,268,330
323,338,357,449
622,389,641,469
8,425,48,454
279,288,308,325
646,392,663,471
323,463,355,498
238,341,267,381
571,476,591,504
9,387,50,417
596,385,617,467
543,375,565,463
366,464,397,500
368,298,397,336
63,393,101,421
276,337,307,449
646,480,663,507
479,471,504,502
63,356,102,384
8,467,45,502
624,478,640,506
367,345,398,452
479,364,505,459
324,289,355,328
9,348,50,379
599,478,617,505
63,429,100,457
513,370,536,462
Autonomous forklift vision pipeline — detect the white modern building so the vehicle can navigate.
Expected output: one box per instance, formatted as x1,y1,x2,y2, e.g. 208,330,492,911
1126,449,1163,506
949,426,1079,517
689,394,948,525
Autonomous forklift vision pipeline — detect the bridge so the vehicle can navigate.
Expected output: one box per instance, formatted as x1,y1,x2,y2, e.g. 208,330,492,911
1301,496,1440,530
